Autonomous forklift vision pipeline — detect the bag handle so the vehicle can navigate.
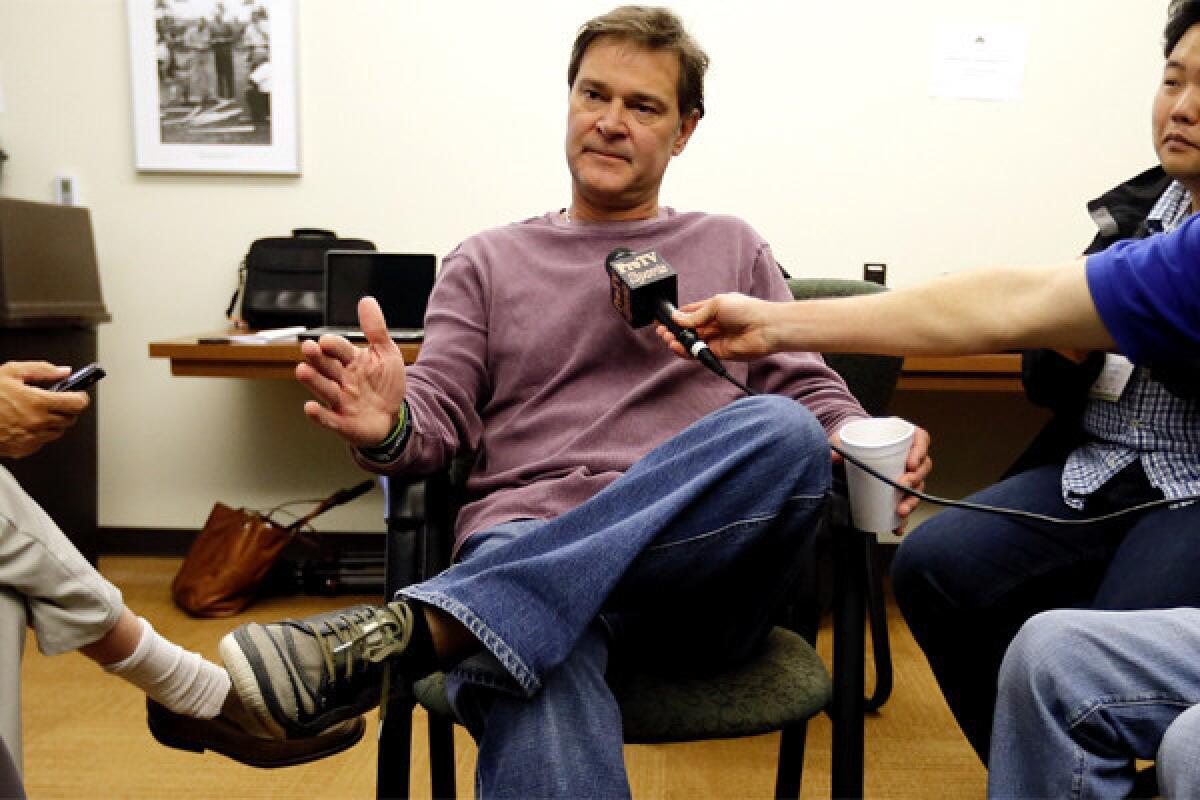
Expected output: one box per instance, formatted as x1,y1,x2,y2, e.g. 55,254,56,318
291,228,337,239
280,479,376,533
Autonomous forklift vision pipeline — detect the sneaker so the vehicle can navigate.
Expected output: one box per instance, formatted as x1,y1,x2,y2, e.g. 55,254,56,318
146,695,365,768
219,602,415,738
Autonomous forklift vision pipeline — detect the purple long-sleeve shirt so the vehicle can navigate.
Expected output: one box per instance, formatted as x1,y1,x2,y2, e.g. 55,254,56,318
358,209,867,553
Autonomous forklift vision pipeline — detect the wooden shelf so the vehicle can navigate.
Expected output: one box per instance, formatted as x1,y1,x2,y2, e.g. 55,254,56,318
148,333,421,380
152,334,1021,392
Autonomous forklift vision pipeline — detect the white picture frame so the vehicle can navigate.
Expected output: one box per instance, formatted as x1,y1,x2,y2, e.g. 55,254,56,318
127,0,299,174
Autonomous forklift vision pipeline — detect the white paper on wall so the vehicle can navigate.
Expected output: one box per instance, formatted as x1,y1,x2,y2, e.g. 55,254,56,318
930,22,1029,102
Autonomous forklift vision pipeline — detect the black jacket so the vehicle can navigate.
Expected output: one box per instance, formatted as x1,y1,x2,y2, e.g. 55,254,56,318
1009,167,1197,475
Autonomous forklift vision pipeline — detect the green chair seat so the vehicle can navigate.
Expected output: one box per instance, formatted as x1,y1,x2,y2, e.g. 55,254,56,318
412,627,832,745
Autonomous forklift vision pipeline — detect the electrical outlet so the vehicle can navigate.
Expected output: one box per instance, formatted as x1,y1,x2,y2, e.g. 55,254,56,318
863,263,887,285
55,175,78,205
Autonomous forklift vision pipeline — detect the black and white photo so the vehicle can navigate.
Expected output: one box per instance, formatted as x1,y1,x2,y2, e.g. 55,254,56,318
128,0,298,173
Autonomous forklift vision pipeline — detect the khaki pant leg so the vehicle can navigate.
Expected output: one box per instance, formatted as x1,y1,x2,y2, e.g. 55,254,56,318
0,587,26,775
0,466,123,656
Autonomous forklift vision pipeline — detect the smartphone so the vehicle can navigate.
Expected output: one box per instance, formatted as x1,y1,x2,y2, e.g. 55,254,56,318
50,363,106,392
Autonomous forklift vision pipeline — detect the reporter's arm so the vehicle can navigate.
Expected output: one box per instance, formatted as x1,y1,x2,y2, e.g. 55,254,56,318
767,260,1115,356
671,260,1117,359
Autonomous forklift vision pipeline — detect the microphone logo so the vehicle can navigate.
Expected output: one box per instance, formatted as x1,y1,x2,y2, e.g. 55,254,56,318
605,247,680,328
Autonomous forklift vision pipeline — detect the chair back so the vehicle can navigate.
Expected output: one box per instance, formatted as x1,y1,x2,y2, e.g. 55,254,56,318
786,278,902,416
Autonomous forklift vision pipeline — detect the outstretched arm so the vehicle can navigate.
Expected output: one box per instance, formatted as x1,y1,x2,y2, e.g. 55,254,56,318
660,260,1116,360
295,297,409,448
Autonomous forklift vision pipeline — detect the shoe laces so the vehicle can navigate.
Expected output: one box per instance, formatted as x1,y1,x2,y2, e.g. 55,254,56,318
304,602,414,687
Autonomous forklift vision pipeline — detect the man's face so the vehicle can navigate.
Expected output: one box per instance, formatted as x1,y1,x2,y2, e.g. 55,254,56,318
565,37,698,220
1154,23,1200,192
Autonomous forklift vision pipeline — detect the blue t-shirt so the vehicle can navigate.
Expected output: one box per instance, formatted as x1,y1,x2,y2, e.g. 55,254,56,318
1086,211,1200,364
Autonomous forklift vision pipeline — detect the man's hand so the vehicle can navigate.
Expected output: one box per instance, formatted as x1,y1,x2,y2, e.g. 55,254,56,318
295,297,409,449
830,423,933,535
0,361,89,459
893,426,933,532
655,293,778,361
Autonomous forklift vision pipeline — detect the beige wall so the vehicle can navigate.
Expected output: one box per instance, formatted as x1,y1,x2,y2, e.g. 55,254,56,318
0,0,1168,533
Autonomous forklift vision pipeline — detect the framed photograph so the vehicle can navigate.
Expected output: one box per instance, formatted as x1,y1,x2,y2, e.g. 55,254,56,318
127,0,299,174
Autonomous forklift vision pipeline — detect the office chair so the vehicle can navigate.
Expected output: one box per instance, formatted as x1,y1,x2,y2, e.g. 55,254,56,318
786,278,903,713
0,587,25,791
0,736,22,800
375,282,903,799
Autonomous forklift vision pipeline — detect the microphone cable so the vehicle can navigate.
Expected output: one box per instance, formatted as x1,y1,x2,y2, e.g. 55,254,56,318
681,336,1200,527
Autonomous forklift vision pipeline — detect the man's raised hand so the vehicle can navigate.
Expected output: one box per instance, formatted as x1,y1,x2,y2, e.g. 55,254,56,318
295,297,409,448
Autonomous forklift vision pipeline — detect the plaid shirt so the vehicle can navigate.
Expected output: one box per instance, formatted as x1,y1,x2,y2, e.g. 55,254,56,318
1062,181,1200,508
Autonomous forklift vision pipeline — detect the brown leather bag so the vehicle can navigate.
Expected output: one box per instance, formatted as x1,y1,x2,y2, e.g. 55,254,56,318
172,481,374,617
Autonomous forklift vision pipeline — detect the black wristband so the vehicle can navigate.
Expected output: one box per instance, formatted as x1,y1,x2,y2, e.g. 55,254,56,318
359,402,412,463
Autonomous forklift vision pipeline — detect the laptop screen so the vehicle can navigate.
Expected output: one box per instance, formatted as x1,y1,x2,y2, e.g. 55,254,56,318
323,251,437,328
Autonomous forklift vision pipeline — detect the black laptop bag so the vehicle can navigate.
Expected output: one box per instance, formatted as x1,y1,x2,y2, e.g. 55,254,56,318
233,228,376,329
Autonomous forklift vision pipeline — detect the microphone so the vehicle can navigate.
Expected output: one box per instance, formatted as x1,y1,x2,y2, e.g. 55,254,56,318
604,247,727,377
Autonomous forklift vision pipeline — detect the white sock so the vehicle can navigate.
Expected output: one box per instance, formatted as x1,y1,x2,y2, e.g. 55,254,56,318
104,617,230,719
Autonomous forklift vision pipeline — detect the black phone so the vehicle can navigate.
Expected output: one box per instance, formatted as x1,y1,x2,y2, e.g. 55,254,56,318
50,363,106,392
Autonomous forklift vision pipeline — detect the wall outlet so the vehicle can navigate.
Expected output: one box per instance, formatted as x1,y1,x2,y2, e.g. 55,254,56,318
55,175,78,205
863,262,887,285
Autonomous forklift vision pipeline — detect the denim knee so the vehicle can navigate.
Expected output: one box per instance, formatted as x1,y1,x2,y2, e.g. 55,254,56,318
1157,703,1200,794
735,395,829,473
998,610,1091,707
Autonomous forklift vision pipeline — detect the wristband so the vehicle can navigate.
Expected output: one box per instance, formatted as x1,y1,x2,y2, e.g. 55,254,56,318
360,402,411,463
375,405,408,449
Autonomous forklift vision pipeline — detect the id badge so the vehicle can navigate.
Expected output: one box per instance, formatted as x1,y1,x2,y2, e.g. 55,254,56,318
1089,354,1135,402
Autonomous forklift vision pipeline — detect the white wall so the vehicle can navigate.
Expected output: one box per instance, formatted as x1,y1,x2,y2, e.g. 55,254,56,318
0,0,1170,533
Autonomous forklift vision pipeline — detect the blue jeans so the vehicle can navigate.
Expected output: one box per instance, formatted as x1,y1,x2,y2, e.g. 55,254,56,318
990,608,1200,799
891,464,1200,760
400,395,831,798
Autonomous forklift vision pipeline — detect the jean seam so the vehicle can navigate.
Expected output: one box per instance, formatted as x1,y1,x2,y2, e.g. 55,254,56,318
645,491,826,553
399,586,540,695
1066,694,1196,731
1064,696,1194,800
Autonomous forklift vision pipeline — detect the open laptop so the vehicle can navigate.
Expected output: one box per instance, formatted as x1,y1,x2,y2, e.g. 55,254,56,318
300,250,436,342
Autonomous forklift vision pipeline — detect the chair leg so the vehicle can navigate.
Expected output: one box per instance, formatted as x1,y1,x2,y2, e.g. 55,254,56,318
831,526,867,799
428,714,457,799
774,721,808,799
377,668,414,800
863,542,893,713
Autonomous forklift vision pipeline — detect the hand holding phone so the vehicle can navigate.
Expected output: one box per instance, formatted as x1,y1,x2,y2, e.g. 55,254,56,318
50,363,106,392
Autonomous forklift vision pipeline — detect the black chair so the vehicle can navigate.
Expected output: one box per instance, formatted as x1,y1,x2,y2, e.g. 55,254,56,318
786,278,903,713
378,475,837,799
375,282,903,798
0,736,24,800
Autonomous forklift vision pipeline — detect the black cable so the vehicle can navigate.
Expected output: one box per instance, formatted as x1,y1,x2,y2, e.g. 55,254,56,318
708,357,1199,526
831,443,1200,526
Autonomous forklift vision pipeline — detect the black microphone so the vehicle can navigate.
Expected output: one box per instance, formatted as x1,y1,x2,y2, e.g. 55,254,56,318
604,247,727,377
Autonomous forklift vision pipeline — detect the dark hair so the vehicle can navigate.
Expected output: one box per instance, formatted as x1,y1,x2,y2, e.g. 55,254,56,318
1165,0,1200,56
567,6,709,119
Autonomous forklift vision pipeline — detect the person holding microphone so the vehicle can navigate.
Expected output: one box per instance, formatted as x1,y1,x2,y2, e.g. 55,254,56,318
658,175,1200,798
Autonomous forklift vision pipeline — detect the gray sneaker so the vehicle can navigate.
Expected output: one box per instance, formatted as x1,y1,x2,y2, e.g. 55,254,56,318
219,602,415,738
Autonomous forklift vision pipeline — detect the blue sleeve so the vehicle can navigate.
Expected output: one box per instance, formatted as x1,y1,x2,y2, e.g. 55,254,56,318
1085,212,1200,363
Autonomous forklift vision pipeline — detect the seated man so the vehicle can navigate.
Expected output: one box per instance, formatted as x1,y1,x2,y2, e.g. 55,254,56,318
205,7,930,796
888,0,1200,764
0,360,363,774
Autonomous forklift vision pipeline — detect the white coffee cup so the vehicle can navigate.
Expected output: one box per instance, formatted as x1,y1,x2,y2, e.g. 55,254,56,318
838,417,916,533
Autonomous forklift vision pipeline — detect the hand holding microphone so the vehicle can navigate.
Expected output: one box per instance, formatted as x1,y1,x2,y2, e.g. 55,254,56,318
658,293,780,362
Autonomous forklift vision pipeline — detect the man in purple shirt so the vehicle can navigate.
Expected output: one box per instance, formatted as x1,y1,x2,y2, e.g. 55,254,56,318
198,7,932,795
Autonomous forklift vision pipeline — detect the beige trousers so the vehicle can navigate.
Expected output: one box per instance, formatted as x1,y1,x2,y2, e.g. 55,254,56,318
0,466,123,774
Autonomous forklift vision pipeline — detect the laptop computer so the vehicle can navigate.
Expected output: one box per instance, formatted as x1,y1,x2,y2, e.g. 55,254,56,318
300,250,436,343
